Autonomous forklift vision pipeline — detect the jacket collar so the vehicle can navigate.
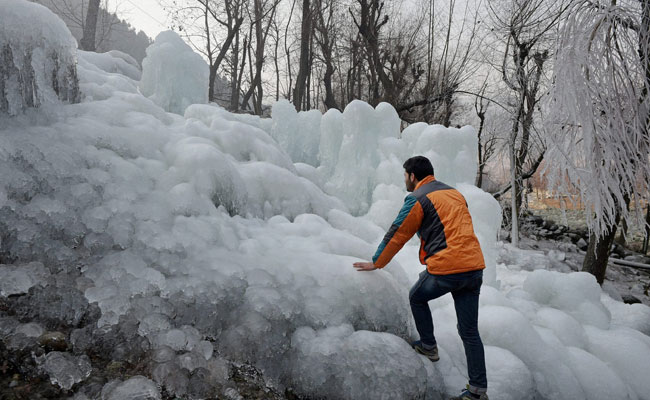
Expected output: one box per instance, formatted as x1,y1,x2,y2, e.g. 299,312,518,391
414,175,436,190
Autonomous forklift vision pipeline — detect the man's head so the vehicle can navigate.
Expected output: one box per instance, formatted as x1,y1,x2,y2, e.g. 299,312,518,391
403,156,434,192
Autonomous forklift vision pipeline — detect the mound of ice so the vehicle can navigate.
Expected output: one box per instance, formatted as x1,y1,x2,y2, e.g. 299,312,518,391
524,270,611,329
291,325,445,399
78,50,141,81
0,0,79,115
1,12,649,399
139,30,208,114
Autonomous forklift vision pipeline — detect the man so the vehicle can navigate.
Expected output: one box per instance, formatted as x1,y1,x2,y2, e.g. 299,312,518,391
353,156,488,400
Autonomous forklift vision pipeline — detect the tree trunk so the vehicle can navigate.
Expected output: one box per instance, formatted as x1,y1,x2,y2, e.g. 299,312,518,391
583,224,619,285
642,202,650,254
274,27,280,101
80,0,101,51
583,194,629,284
209,21,243,102
230,31,241,111
323,62,338,110
293,0,312,110
509,135,519,247
476,109,486,188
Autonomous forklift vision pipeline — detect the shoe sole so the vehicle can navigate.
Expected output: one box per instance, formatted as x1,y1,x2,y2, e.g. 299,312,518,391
414,346,440,362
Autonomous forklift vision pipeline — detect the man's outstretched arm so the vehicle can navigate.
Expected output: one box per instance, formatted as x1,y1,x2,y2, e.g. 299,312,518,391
353,194,423,271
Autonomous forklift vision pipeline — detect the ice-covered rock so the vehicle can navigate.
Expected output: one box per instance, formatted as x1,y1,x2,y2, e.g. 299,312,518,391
290,325,444,399
101,376,161,400
38,351,92,390
14,322,45,337
139,30,208,114
0,0,79,115
0,262,48,296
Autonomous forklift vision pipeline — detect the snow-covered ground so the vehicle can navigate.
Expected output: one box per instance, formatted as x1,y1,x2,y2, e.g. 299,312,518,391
1,2,650,399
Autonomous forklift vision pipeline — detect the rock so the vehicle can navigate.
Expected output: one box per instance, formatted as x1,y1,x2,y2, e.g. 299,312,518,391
530,216,544,226
622,294,642,304
548,250,566,262
0,316,19,338
38,331,67,351
577,238,588,250
624,255,646,263
187,367,217,398
14,322,44,337
7,283,100,330
543,219,556,229
163,367,190,397
223,387,245,400
106,361,124,375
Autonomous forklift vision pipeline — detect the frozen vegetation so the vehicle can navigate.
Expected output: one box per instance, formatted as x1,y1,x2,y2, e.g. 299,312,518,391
1,2,650,399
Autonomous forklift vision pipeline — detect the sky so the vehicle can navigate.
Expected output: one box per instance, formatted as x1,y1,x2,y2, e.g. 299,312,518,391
115,0,170,39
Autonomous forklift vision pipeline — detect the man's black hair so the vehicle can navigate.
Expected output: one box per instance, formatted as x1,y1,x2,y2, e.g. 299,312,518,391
403,156,434,181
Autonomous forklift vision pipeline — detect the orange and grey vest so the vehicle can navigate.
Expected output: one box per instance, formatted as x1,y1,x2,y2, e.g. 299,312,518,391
372,175,486,275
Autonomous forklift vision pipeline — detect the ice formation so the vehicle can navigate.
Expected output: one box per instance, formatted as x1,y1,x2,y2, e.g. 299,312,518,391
1,4,650,399
37,351,92,390
0,0,79,115
139,30,208,114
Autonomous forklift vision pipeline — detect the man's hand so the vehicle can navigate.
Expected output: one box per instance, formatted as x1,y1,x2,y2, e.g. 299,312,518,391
353,261,377,272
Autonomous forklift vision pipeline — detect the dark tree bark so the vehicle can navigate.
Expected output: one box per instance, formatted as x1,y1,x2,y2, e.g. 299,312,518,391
293,0,312,110
642,202,650,254
80,0,101,51
230,31,242,111
313,0,339,110
583,219,620,285
583,230,617,285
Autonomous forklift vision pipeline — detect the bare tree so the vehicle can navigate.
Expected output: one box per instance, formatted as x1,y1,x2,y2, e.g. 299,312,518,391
313,0,340,110
546,0,650,284
417,0,483,126
475,78,499,188
240,0,280,114
488,0,569,246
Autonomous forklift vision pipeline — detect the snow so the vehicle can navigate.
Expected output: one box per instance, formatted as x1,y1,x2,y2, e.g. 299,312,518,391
139,30,208,114
1,6,650,399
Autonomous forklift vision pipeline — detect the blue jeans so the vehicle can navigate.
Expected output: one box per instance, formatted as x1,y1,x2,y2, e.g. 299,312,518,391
409,269,487,392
